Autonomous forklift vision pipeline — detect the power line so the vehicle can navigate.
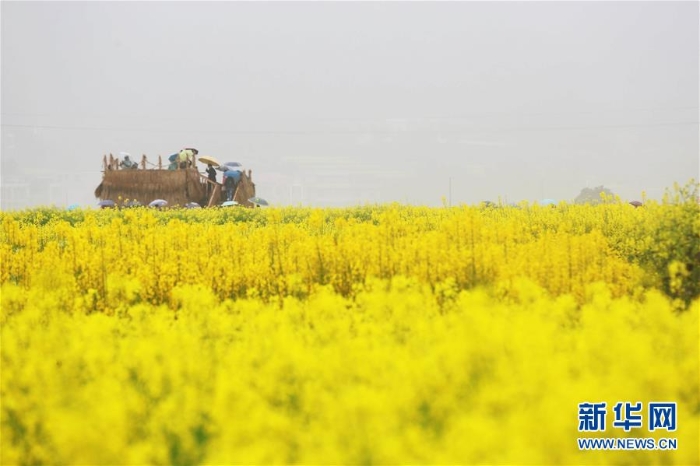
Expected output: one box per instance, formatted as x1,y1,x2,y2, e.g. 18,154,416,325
1,121,697,134
2,105,697,121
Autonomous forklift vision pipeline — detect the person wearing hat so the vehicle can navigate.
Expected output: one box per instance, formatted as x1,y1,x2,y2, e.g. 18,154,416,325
178,149,192,169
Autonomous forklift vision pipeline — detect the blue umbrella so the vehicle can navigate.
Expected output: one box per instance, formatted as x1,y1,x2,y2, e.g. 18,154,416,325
185,202,201,209
149,199,168,208
67,204,80,211
98,200,115,208
221,201,238,207
223,170,242,182
168,153,178,162
218,162,242,171
540,198,557,206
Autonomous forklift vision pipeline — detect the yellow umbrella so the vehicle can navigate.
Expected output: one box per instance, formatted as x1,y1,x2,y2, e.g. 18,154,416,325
198,155,221,167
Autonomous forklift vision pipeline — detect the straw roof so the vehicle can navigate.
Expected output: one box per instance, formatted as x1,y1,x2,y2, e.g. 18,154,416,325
233,170,256,207
95,168,257,208
94,169,207,207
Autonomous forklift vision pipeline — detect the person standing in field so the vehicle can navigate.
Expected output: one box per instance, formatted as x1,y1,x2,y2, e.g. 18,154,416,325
206,164,217,183
206,164,217,197
120,155,138,169
178,149,194,169
224,176,235,201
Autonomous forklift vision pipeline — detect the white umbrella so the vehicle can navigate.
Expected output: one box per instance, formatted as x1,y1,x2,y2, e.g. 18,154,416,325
248,196,269,206
149,199,168,208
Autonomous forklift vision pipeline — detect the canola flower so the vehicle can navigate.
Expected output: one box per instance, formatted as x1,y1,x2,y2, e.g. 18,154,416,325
0,190,698,464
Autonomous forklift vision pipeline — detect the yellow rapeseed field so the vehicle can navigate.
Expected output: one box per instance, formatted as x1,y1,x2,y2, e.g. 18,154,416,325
1,187,698,464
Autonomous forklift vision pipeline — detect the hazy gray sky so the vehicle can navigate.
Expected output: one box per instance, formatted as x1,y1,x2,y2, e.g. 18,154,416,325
1,1,698,208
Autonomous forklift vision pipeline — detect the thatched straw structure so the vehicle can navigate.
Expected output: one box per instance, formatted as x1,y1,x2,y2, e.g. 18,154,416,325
95,169,207,207
233,170,256,208
94,167,257,208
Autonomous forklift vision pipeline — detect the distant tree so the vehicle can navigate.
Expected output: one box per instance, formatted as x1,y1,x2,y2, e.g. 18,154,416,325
574,186,616,205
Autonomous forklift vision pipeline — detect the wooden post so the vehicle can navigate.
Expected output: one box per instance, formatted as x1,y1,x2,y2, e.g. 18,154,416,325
207,185,221,207
158,155,162,170
141,154,147,170
232,183,241,204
